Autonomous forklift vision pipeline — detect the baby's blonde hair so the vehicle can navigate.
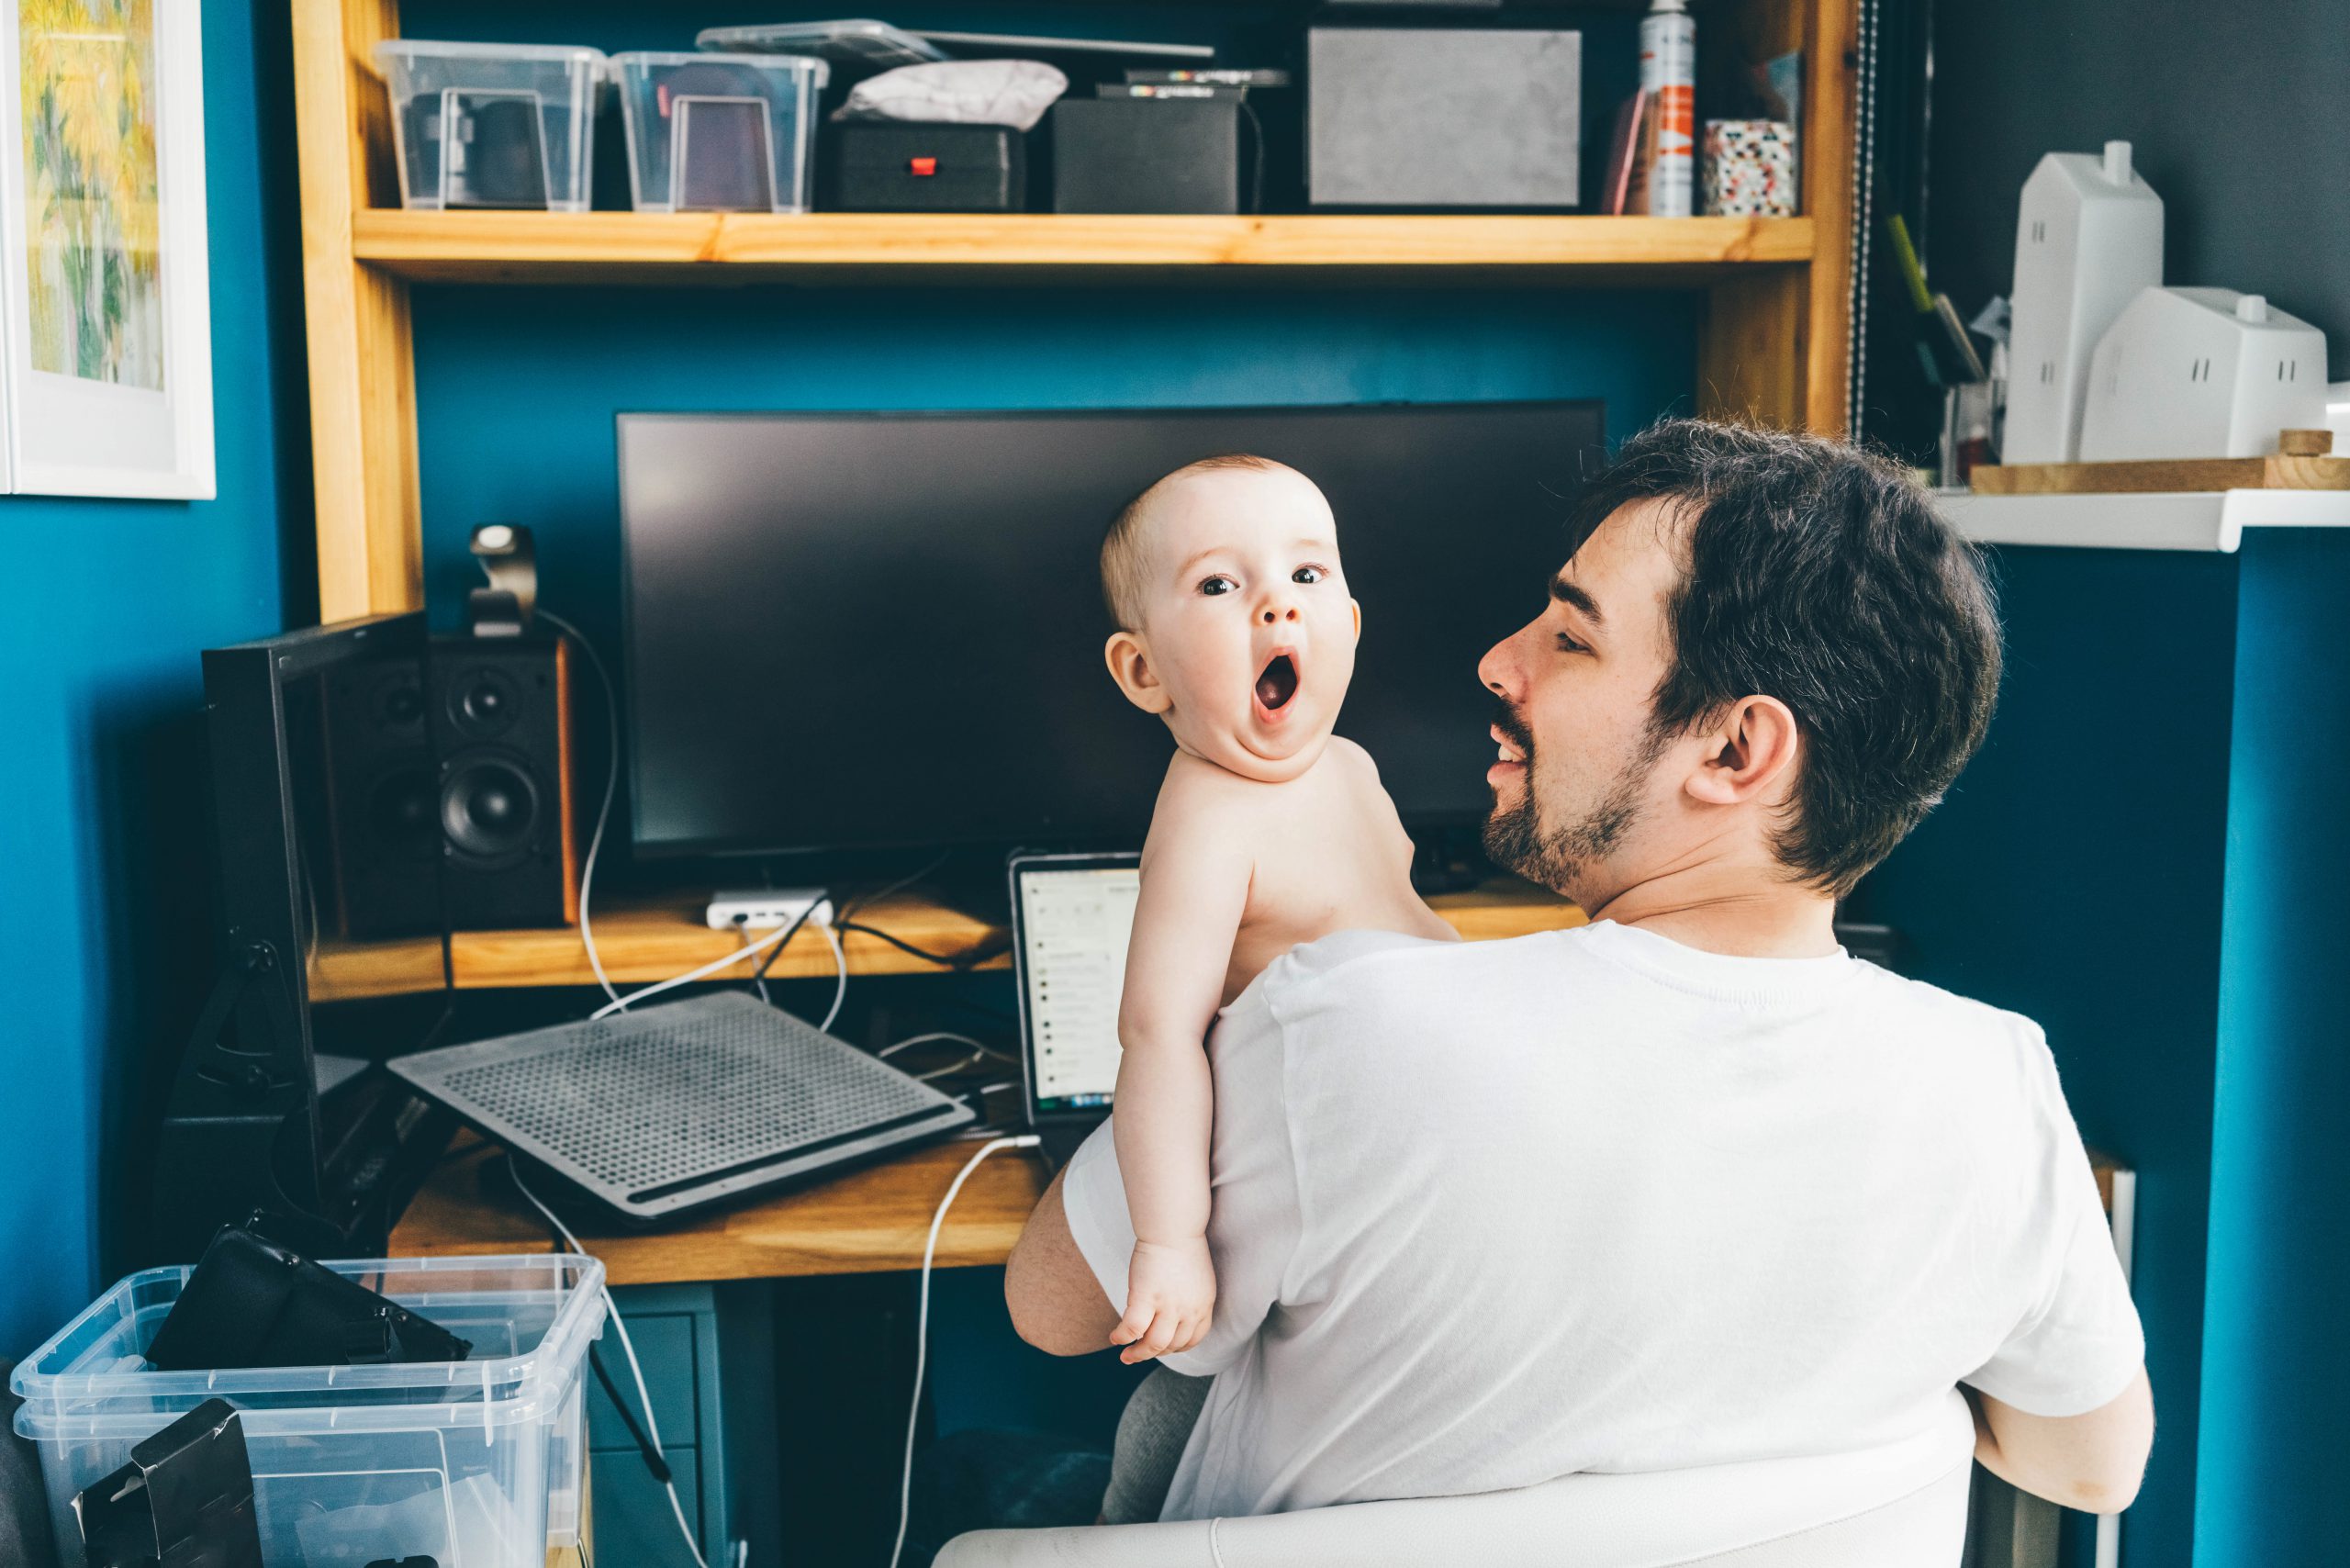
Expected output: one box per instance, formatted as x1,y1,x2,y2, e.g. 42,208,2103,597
1100,454,1289,631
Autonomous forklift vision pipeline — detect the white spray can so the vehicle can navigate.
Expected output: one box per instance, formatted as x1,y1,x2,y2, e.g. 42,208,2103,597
1639,0,1696,218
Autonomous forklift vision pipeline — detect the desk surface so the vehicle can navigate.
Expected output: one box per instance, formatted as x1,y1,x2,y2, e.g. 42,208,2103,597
393,1133,1047,1284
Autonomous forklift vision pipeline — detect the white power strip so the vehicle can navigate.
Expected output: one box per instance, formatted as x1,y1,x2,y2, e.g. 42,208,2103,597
705,888,833,931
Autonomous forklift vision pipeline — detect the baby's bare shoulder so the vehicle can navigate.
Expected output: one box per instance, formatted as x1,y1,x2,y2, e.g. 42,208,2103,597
1324,734,1381,778
1149,751,1281,832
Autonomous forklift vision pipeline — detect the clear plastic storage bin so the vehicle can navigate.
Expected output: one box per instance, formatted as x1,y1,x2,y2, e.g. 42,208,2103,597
13,1253,606,1568
375,40,606,212
610,51,830,213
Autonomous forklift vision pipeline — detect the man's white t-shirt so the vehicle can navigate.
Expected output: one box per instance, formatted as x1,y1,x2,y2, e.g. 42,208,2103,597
1062,922,2143,1522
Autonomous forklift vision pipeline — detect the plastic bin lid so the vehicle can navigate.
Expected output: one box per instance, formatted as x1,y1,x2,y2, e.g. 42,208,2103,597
696,19,946,69
610,49,830,86
373,39,607,71
10,1252,607,1422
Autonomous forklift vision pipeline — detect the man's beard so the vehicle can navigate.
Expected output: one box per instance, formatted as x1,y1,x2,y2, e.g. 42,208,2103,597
1482,698,1670,896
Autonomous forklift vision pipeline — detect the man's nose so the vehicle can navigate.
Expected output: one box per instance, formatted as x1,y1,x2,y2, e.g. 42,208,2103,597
1259,599,1301,625
1478,630,1523,698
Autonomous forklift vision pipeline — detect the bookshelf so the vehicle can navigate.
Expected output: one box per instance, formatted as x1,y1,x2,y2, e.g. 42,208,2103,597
288,0,1860,622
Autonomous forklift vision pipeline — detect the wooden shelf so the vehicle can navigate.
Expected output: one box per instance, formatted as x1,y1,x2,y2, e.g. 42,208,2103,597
310,878,1586,1002
349,210,1815,286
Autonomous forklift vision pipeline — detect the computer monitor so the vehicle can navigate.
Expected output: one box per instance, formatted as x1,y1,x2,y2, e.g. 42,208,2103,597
618,400,1603,857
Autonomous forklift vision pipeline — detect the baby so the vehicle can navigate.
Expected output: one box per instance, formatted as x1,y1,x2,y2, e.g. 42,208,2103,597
1100,454,1458,1361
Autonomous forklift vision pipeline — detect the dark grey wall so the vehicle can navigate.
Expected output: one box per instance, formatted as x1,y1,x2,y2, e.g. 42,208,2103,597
1926,0,2350,377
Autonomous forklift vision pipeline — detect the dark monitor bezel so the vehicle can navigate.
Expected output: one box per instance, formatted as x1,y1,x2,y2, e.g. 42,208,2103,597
614,399,1603,861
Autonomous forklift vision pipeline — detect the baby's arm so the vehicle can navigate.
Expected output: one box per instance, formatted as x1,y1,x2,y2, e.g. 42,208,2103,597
1111,766,1254,1363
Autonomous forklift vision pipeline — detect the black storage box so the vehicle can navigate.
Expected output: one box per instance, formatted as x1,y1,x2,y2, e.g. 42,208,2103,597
833,122,1027,212
1053,97,1239,214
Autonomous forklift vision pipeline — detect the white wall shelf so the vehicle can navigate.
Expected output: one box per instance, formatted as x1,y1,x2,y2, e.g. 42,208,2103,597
1938,488,2350,553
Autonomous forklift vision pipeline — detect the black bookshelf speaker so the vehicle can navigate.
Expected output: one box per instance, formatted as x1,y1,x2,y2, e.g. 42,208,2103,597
321,653,440,940
323,636,576,936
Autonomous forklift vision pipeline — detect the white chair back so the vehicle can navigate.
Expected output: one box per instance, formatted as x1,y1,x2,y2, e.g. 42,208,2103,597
937,1388,1976,1568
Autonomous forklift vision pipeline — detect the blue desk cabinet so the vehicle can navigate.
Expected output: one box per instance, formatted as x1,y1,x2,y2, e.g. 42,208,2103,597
589,1282,779,1567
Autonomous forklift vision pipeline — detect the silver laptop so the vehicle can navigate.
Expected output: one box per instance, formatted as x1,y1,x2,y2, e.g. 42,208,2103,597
1009,850,1142,1167
390,991,974,1222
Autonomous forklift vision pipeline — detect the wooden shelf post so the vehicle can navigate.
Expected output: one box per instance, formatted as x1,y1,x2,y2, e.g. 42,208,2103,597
293,0,423,620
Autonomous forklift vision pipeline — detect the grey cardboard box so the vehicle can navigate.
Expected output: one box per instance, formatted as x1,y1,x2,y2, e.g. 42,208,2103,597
1308,28,1580,208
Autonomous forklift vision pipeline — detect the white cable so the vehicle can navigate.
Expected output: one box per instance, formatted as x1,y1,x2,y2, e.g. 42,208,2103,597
588,917,804,1021
510,1161,709,1568
890,1134,1041,1568
535,610,622,1009
733,918,771,1005
818,918,848,1034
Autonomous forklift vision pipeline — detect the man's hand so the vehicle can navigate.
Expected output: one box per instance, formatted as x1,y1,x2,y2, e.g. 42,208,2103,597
1113,1238,1216,1365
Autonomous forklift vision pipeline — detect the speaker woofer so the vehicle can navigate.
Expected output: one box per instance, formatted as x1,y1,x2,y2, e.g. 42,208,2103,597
441,752,541,866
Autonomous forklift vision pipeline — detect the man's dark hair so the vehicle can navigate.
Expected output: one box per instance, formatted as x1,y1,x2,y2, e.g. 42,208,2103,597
1572,419,2001,898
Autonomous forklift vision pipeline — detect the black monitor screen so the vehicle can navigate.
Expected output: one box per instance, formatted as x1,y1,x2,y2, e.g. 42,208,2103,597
618,402,1604,857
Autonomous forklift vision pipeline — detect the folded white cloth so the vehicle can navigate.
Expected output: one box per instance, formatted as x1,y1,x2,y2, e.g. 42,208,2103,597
832,59,1069,131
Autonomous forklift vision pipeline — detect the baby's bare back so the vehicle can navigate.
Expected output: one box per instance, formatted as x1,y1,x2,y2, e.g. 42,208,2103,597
1181,737,1459,1003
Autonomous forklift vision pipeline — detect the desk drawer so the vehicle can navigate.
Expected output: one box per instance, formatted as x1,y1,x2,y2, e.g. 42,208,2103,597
588,1310,698,1451
590,1446,703,1565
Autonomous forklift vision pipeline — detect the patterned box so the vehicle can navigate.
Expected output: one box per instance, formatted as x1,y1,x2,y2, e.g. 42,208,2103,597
1701,119,1796,218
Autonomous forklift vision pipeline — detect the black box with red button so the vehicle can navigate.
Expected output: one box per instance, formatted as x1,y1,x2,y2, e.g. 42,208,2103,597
831,123,1028,212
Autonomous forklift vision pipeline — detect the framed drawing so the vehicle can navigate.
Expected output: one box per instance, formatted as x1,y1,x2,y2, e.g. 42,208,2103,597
0,0,213,498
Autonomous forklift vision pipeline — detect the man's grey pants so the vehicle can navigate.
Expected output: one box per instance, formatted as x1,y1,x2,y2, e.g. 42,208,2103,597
1102,1370,1211,1524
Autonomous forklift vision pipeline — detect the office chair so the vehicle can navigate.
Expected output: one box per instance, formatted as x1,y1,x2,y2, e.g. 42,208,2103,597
937,1386,1975,1568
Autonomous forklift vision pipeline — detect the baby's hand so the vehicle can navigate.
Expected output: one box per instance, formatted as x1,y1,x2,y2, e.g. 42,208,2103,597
1113,1238,1216,1364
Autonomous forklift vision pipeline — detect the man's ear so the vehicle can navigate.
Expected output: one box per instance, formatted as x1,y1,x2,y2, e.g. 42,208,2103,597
1103,629,1172,714
1682,695,1801,807
1350,599,1362,640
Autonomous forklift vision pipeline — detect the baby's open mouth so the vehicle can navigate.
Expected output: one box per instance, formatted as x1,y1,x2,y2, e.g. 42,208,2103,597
1255,653,1300,713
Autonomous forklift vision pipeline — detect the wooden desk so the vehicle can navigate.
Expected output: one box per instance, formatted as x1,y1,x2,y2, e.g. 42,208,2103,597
397,1124,2124,1290
316,879,1585,1002
392,1134,1047,1285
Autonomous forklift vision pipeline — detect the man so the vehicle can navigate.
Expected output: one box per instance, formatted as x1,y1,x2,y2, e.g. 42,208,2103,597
1005,419,2153,1524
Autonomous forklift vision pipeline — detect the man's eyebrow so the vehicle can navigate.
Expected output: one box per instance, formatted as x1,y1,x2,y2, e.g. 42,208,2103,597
1550,574,1605,624
1173,545,1229,578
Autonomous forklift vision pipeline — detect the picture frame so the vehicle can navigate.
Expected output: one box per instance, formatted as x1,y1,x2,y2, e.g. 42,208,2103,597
0,0,214,499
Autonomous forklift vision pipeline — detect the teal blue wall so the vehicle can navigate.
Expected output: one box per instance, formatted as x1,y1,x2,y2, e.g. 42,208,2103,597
0,0,303,1355
1847,547,2240,1568
2194,532,2350,1561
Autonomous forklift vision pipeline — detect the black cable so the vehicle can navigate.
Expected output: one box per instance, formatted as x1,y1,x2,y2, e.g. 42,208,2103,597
748,899,821,984
589,1343,673,1484
836,849,953,925
834,919,1010,972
